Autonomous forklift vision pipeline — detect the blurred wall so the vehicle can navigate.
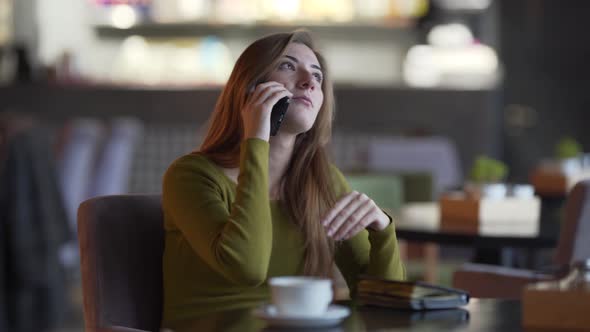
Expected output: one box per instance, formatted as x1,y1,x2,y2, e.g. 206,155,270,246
0,83,500,175
500,0,590,181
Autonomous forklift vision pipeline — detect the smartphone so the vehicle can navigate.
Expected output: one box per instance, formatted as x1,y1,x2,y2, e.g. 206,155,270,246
270,96,290,136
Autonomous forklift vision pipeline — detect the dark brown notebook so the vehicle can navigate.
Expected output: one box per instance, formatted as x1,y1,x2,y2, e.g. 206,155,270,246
356,275,470,310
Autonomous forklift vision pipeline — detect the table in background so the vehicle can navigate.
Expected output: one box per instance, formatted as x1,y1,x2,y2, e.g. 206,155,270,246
169,299,523,332
395,204,557,267
395,227,556,249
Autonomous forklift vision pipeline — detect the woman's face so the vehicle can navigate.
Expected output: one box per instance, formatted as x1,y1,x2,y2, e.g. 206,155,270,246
266,42,324,135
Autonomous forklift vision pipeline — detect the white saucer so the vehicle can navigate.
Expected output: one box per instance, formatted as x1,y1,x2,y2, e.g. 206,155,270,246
252,304,350,328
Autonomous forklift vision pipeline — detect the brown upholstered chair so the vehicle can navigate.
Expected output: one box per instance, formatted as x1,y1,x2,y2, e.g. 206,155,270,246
78,194,164,332
452,179,590,299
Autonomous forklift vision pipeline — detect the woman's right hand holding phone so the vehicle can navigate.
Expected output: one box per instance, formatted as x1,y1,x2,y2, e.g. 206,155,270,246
242,82,292,141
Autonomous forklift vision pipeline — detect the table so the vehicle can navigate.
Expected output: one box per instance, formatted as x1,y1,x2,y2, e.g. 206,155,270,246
395,227,556,249
169,299,525,332
395,203,558,267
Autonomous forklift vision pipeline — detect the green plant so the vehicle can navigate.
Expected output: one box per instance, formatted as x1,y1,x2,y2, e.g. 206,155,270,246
555,137,582,159
469,155,508,183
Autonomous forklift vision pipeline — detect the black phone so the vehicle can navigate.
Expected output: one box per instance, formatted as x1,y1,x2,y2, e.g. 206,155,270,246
270,96,290,136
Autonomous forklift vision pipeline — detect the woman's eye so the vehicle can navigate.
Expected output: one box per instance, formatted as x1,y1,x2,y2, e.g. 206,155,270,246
313,72,323,82
279,62,295,70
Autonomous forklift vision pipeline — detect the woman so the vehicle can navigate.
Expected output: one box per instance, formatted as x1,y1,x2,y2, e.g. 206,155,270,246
161,30,405,327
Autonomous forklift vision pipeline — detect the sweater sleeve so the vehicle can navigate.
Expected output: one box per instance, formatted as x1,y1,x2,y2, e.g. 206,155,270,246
331,166,406,294
162,139,272,286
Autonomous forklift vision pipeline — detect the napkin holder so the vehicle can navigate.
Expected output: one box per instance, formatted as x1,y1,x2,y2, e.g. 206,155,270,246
530,166,590,196
439,193,540,235
522,280,590,330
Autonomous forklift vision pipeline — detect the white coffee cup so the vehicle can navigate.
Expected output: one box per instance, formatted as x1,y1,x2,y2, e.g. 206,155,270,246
511,184,534,199
560,158,582,175
268,276,333,317
482,183,507,200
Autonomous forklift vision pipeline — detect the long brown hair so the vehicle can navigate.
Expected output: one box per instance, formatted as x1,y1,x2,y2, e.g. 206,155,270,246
200,30,337,277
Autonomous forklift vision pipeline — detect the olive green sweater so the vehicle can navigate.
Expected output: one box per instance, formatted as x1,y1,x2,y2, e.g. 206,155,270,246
161,139,405,327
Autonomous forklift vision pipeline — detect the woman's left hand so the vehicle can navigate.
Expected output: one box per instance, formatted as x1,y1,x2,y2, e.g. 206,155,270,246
321,191,390,241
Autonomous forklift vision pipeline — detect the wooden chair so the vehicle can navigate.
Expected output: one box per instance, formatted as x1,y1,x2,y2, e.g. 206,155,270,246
452,179,590,299
78,195,164,332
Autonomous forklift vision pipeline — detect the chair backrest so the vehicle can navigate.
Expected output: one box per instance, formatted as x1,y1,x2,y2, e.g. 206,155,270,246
367,136,462,197
554,179,590,267
60,118,104,231
78,194,164,332
89,117,143,197
346,173,404,213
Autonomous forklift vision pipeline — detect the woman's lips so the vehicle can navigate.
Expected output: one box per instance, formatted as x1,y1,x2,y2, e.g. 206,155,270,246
292,96,312,107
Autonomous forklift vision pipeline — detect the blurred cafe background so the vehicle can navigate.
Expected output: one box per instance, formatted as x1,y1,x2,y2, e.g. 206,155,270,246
1,0,590,331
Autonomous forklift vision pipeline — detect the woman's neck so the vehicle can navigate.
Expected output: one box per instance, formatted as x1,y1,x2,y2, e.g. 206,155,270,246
268,134,296,199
